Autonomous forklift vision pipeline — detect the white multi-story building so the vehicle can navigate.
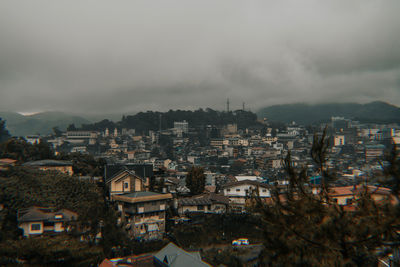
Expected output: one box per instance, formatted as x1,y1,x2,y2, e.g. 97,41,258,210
222,180,270,212
173,120,189,134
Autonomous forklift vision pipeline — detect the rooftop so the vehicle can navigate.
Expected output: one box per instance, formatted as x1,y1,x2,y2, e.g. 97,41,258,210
23,160,72,167
111,191,173,203
17,206,78,223
154,242,210,267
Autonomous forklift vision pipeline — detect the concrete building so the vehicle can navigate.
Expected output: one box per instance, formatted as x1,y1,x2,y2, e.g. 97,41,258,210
112,192,172,241
174,121,189,134
333,135,345,146
222,180,271,212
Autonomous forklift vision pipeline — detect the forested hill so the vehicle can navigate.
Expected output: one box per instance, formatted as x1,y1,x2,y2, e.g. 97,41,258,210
257,101,400,125
77,109,261,134
0,111,90,136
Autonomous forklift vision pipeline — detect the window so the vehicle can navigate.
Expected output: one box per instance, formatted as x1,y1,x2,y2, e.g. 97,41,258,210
236,189,240,192
198,205,204,210
262,189,267,193
227,189,231,192
43,222,54,227
124,182,129,189
346,198,353,205
31,223,41,231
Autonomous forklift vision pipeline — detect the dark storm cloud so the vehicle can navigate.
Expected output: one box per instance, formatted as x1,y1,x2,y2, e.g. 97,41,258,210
0,0,399,114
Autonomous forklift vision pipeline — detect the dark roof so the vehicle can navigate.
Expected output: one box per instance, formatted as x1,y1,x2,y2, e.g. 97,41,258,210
106,169,144,184
179,193,229,206
154,242,210,267
111,191,173,204
221,179,270,189
23,160,72,167
121,191,162,198
105,164,153,182
17,206,78,223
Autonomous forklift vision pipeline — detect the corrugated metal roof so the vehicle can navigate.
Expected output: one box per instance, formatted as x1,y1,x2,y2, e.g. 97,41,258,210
154,243,211,267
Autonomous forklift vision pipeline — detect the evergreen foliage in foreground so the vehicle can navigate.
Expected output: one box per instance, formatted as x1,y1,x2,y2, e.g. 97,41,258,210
185,166,206,195
0,167,127,264
0,118,10,143
252,130,400,266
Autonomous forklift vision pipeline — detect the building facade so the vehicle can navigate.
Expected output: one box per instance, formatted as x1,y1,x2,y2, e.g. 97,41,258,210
112,192,172,240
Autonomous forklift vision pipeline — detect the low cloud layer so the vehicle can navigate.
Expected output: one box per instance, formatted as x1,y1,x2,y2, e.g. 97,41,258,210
0,0,399,114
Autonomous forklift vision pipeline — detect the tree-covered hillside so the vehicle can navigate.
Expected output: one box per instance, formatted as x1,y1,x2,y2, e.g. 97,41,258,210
0,111,90,136
78,109,261,134
257,101,400,124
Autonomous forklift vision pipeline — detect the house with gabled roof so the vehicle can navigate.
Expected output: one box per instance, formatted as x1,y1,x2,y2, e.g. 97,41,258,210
99,242,211,267
178,192,229,214
106,169,149,196
326,185,395,206
17,206,78,237
153,242,211,267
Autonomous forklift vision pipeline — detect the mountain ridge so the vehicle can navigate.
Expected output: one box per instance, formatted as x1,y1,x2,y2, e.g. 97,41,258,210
257,101,400,124
0,111,91,136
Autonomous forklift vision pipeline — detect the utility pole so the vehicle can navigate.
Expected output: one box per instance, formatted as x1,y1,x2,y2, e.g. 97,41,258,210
227,98,230,113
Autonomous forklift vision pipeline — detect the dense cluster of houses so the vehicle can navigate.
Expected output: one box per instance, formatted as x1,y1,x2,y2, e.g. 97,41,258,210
3,115,399,266
13,161,397,243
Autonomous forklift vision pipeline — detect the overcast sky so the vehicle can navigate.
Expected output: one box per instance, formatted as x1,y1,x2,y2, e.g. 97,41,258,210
0,0,399,115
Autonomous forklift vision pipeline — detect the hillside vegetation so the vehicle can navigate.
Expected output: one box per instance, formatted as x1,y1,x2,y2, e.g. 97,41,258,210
257,101,400,124
0,111,90,136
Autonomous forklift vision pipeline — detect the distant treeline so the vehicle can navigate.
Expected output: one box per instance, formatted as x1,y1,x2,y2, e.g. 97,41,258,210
257,101,400,125
73,109,261,134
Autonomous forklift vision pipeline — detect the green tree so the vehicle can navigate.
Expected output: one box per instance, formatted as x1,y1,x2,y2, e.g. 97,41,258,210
0,138,54,162
253,129,399,266
185,166,206,195
0,235,103,266
67,123,77,131
0,165,128,259
52,126,63,137
0,118,11,143
57,152,105,176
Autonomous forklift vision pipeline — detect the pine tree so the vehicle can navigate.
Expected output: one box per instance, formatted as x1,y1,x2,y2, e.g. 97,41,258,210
253,129,400,266
0,118,10,143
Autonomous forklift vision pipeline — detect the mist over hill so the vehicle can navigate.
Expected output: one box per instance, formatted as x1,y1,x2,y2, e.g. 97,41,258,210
257,101,400,125
0,111,90,136
1,101,398,136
